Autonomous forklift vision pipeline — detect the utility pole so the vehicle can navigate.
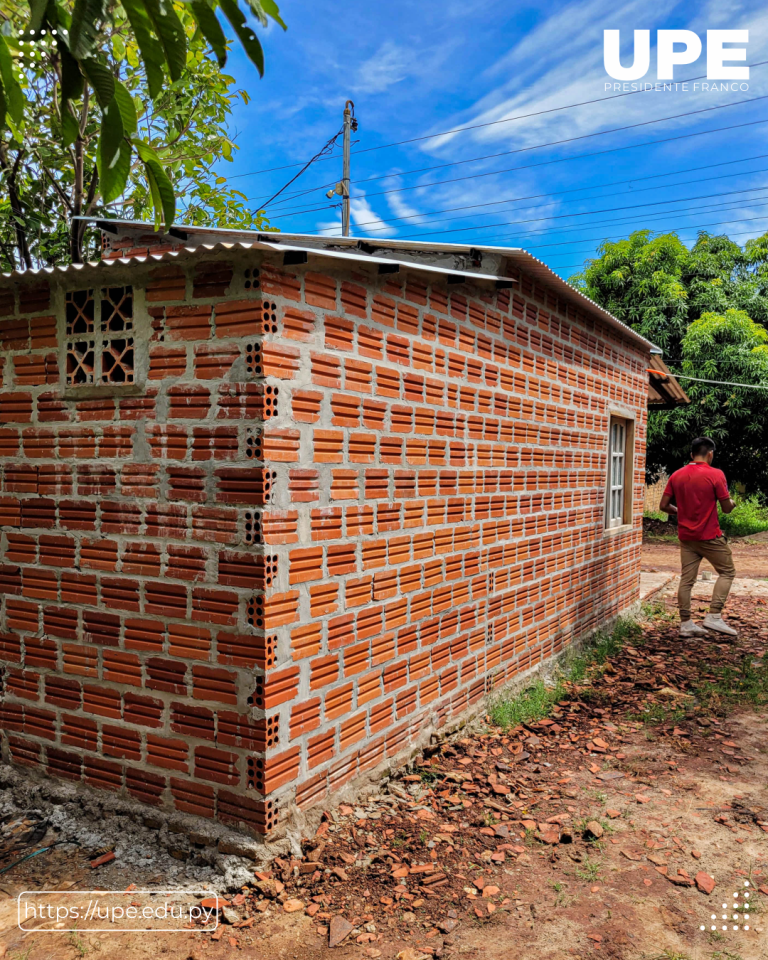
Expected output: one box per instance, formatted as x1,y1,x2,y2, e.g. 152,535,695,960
325,102,357,236
342,100,355,237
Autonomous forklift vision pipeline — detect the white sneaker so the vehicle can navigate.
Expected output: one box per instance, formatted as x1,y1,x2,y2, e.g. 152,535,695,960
679,620,708,637
703,614,738,637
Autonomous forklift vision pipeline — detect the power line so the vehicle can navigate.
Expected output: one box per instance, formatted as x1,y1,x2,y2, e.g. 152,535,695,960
270,152,768,227
519,207,768,254
263,95,768,208
348,96,768,192
333,183,768,243
293,196,768,246
489,212,768,256
258,128,343,209
672,374,768,389
510,224,768,273
264,114,768,219
350,162,768,236
229,59,768,181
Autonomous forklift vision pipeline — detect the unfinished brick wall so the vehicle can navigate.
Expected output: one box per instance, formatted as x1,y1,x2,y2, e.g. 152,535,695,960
0,247,648,836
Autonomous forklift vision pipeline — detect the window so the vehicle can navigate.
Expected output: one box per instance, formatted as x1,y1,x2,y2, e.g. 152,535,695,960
606,415,633,528
64,286,134,386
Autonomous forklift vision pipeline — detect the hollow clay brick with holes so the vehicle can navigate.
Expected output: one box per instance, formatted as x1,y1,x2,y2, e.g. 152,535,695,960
0,226,655,840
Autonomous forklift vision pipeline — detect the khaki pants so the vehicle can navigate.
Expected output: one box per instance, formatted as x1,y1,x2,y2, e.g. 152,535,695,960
678,536,736,621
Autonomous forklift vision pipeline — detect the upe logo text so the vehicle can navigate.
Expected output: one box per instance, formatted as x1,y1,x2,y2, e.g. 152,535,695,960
604,30,749,81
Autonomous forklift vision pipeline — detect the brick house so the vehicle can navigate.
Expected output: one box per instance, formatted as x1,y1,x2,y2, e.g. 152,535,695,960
0,222,686,837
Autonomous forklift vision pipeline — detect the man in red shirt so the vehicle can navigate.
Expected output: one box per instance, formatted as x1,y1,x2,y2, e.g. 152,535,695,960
659,437,737,638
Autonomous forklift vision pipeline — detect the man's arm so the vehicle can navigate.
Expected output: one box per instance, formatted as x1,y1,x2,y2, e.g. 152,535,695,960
659,493,677,516
715,472,735,514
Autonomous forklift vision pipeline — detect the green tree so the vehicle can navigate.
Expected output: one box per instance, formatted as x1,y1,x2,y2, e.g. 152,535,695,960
651,309,768,489
571,230,768,489
0,0,284,269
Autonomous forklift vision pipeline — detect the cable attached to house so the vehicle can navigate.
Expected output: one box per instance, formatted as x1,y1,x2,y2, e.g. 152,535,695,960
670,374,768,389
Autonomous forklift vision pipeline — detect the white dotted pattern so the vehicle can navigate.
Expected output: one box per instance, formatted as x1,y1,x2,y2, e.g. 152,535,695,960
701,881,751,932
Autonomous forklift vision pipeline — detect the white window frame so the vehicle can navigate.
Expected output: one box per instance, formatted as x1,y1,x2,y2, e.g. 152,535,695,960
605,414,635,531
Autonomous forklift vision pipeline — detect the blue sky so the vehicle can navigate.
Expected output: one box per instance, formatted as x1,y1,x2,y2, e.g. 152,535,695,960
215,0,768,279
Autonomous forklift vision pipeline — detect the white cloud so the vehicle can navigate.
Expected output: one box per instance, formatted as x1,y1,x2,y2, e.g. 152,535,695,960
355,41,414,93
315,212,343,238
422,0,768,157
386,189,428,226
351,197,397,236
314,194,397,238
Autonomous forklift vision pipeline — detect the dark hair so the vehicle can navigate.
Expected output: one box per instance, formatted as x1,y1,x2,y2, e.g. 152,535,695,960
691,436,716,458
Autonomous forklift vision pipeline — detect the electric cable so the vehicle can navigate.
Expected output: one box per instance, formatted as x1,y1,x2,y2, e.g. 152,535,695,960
670,374,768,389
482,209,768,251
268,151,768,226
258,128,343,210
343,183,768,243
229,59,768,181
520,208,768,254
260,115,768,214
261,96,768,209
352,162,768,235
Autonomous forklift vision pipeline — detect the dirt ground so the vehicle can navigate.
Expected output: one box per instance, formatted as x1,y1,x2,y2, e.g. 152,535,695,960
3,579,768,960
643,531,768,579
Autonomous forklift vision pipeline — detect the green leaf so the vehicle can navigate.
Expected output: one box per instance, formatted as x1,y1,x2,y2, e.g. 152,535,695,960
80,57,115,108
97,97,128,202
0,36,23,127
69,0,107,59
101,139,132,203
133,138,175,227
58,38,84,102
189,1,228,67
113,79,137,135
248,0,286,30
61,105,80,145
28,0,50,33
219,0,263,75
121,0,166,100
142,0,187,82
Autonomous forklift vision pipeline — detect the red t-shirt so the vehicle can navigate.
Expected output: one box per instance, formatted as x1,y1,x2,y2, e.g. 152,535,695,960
663,462,729,541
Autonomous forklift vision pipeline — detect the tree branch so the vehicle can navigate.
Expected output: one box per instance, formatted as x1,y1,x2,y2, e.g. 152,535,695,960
0,144,32,270
38,160,74,213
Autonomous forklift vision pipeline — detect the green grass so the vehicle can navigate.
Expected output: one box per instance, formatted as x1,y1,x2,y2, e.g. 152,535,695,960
630,615,768,725
648,953,691,960
629,702,688,725
719,493,768,537
488,616,642,729
575,816,614,839
489,677,560,728
631,654,768,725
641,599,676,623
418,768,440,782
491,602,768,734
575,855,602,881
68,929,88,957
696,653,768,711
643,509,668,521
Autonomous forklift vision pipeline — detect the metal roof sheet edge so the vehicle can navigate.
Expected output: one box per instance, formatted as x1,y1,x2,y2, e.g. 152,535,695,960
9,217,659,355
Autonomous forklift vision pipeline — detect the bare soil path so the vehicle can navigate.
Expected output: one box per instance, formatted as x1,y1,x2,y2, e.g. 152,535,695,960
643,535,768,579
3,594,768,960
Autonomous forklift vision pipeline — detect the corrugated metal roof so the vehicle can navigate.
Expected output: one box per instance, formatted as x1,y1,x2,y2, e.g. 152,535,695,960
648,353,690,407
3,218,660,354
0,240,508,285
